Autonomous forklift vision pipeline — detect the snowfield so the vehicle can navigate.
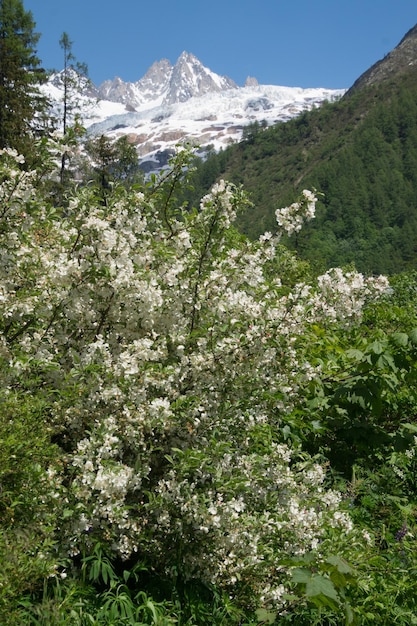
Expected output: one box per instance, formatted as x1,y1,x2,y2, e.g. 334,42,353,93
43,52,345,171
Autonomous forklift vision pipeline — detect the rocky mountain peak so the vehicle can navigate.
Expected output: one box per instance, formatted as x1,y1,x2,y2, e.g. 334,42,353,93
99,75,138,105
50,68,98,97
245,76,259,87
163,51,237,105
136,58,173,96
96,52,237,109
348,23,417,93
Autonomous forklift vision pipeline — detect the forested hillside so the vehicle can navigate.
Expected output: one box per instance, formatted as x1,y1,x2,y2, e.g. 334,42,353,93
187,67,417,274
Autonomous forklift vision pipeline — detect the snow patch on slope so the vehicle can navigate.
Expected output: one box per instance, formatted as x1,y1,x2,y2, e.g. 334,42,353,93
43,52,345,173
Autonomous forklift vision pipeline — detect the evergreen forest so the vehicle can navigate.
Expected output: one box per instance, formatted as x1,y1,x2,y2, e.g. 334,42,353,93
186,68,417,275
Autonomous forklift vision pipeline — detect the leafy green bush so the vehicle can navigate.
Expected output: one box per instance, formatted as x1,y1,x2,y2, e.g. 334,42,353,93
2,142,417,623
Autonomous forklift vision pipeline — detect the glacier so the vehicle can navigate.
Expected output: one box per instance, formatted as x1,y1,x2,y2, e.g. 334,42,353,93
43,52,345,173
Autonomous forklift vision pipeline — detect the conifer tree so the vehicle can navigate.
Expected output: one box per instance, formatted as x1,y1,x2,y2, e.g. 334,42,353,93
59,32,89,136
0,0,50,158
84,134,142,201
58,31,90,184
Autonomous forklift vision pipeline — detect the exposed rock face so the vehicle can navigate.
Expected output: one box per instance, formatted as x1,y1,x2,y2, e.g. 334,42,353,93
245,76,259,87
97,52,237,108
163,52,237,104
99,76,141,106
135,58,172,101
348,23,417,93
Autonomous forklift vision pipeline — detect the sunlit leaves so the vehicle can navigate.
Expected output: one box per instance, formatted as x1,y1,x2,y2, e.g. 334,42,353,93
2,142,417,622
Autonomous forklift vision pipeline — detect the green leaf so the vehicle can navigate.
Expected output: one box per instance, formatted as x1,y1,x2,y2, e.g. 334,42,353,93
409,328,417,345
326,555,353,574
376,352,396,371
306,575,339,603
291,568,311,584
391,332,409,347
401,422,417,434
255,608,277,624
345,603,355,624
368,340,385,355
345,348,364,361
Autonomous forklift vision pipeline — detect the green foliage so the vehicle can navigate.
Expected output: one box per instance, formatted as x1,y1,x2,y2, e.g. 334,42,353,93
186,68,417,274
0,0,51,161
3,141,417,625
289,554,356,619
84,134,143,197
0,383,61,623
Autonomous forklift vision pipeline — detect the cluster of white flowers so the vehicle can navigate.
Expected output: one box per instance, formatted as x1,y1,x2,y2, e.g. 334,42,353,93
199,179,240,229
0,147,387,613
275,189,317,236
150,442,353,609
281,267,389,332
315,268,389,321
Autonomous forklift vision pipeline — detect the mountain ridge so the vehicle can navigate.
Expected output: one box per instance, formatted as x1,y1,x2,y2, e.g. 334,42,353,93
96,52,238,109
347,23,417,94
184,23,417,275
44,51,343,172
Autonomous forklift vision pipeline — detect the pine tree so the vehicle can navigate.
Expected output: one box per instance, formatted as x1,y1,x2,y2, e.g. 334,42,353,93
84,134,142,201
0,0,50,158
58,31,90,184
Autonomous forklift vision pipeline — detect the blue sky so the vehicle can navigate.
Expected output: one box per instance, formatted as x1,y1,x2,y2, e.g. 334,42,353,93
25,0,417,89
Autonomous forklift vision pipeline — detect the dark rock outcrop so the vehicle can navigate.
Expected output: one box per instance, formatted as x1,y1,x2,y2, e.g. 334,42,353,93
347,23,417,94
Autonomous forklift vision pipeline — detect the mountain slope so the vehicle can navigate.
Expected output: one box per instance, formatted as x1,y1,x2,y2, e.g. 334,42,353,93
185,25,417,275
43,52,343,172
348,23,417,94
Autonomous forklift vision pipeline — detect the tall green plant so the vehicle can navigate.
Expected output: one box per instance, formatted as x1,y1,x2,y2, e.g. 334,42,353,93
58,31,90,185
0,0,50,160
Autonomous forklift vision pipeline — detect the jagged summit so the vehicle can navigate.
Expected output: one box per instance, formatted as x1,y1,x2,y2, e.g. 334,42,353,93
49,67,98,99
96,52,237,109
137,58,172,96
348,23,417,93
164,51,237,104
42,23,417,175
43,52,344,174
245,76,259,87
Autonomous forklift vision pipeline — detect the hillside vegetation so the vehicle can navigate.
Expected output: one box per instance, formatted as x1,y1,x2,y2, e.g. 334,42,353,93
187,68,417,274
3,142,417,625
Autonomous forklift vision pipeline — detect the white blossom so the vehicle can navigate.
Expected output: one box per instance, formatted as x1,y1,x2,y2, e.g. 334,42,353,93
0,147,381,613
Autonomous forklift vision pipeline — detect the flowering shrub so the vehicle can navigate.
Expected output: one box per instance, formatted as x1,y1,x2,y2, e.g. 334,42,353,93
0,145,392,617
275,188,317,236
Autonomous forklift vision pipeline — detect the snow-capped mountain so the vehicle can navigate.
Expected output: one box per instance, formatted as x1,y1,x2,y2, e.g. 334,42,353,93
44,52,345,172
97,52,238,108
